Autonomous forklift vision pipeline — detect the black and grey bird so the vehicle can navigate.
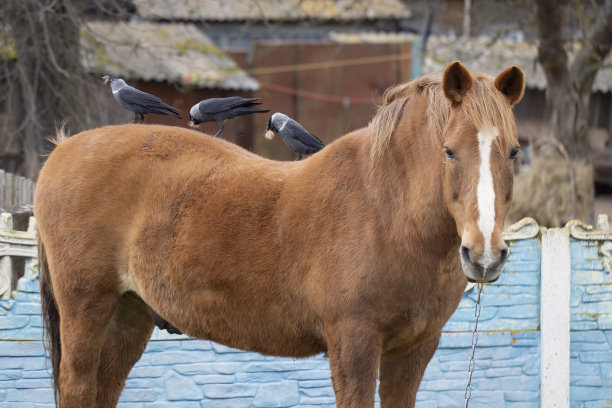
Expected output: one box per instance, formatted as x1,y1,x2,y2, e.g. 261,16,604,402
265,112,325,160
189,96,269,137
102,75,181,124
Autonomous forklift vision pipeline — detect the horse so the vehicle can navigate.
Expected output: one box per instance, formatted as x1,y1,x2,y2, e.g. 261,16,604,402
35,61,524,408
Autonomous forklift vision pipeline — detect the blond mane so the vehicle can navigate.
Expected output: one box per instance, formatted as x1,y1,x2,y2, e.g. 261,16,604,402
369,73,518,162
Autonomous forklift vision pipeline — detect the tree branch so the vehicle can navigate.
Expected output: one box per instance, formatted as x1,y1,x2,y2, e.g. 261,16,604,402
535,0,570,84
570,0,612,94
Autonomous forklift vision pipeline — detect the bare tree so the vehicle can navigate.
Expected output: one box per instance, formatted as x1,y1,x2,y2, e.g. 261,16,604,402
0,0,132,179
535,0,612,159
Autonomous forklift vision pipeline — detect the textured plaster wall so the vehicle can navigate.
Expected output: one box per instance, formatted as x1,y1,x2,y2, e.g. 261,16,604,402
569,240,612,408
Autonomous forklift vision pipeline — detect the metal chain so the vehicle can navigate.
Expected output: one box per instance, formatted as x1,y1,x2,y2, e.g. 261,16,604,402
464,283,483,408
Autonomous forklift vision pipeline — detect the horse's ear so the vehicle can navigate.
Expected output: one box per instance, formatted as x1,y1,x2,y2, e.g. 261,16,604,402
442,61,473,104
495,65,525,106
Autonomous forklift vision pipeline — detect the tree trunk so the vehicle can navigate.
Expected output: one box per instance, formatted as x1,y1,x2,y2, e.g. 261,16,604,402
535,0,612,160
2,0,115,179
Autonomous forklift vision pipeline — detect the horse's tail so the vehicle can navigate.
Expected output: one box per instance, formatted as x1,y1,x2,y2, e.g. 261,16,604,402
39,236,61,405
46,121,70,147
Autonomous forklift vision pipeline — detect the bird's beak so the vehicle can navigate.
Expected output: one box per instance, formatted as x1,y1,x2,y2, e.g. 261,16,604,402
101,75,110,85
264,129,276,140
188,121,198,129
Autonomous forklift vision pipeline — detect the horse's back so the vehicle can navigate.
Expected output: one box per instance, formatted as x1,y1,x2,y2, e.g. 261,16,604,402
36,124,264,217
35,124,272,284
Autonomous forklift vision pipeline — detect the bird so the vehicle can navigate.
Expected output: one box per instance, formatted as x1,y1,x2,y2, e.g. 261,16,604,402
189,96,269,137
265,112,325,160
102,75,181,124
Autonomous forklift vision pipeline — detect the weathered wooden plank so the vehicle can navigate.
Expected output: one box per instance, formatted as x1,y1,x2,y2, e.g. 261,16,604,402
0,170,6,208
5,172,13,207
0,172,36,209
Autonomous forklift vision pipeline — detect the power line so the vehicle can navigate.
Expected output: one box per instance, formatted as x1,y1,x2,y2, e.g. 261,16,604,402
248,52,410,75
257,79,377,105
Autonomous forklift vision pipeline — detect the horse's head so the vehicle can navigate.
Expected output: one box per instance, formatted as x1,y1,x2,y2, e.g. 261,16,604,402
440,61,524,283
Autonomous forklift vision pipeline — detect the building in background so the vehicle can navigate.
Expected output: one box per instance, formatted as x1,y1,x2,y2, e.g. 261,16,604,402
126,0,416,159
81,21,261,146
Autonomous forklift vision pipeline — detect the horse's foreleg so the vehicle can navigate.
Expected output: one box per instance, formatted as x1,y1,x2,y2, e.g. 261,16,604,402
378,336,440,407
325,321,382,408
95,292,155,408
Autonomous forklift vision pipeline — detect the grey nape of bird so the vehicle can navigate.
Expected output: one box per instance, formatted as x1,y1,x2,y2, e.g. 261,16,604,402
189,96,270,137
265,112,325,161
101,75,181,124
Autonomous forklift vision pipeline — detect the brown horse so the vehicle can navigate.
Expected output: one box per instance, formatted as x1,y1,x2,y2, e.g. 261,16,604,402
35,61,524,408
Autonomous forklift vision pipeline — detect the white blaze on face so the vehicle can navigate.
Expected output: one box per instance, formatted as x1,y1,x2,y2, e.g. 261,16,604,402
476,127,499,267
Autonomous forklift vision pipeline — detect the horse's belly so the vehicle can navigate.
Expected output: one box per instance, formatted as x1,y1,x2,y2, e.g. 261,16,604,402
131,263,326,358
180,301,326,358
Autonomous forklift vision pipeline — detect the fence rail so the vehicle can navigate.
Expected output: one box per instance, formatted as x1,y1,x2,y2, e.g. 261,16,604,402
0,169,36,210
0,212,37,299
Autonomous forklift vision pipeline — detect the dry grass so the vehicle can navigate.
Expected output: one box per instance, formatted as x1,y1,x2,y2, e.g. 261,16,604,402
508,152,594,228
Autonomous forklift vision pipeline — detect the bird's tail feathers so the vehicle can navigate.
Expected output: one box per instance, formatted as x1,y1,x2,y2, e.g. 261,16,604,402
240,108,270,115
150,108,182,119
155,101,181,116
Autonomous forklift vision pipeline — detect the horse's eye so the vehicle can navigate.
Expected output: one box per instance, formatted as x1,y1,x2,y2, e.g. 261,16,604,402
443,147,455,160
509,147,520,160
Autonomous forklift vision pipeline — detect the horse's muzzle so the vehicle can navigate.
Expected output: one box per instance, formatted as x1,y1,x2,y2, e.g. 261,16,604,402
460,245,508,283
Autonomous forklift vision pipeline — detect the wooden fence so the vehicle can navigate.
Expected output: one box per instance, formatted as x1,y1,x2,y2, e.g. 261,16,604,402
0,212,37,299
0,170,36,211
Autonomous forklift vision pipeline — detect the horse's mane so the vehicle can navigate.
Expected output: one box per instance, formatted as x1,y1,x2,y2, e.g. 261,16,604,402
369,73,518,162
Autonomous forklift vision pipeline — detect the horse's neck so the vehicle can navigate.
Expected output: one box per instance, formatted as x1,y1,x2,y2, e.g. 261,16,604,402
366,111,459,256
302,121,458,257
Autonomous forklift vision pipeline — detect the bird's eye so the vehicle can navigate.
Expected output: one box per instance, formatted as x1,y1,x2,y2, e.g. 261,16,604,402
509,147,520,160
443,146,455,160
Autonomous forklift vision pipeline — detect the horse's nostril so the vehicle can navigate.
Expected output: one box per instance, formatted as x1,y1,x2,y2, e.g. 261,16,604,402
460,246,473,267
499,247,509,264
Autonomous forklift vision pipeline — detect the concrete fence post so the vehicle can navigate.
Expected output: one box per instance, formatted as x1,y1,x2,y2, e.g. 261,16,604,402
540,227,571,408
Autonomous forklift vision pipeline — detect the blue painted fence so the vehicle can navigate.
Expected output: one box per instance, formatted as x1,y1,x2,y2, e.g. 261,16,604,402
0,214,611,407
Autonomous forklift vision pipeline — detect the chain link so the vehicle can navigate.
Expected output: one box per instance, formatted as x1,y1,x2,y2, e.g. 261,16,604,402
464,283,483,408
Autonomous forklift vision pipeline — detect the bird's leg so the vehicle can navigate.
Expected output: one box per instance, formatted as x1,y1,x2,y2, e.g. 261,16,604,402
294,152,302,161
213,120,226,137
139,113,145,124
130,113,139,124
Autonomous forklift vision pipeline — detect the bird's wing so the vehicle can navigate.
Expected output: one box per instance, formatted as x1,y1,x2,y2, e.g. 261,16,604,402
118,86,164,107
284,121,324,149
198,97,261,114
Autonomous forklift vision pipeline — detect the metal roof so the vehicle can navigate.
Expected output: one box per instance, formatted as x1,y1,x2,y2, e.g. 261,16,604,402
330,32,612,93
81,22,260,91
132,0,411,22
